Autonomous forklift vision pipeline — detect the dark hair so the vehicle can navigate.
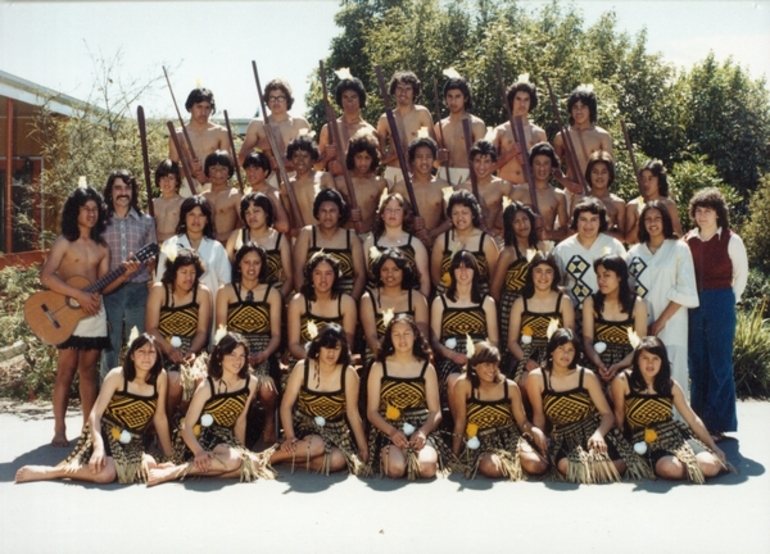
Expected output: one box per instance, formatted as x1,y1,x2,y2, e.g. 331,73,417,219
447,189,482,229
104,169,142,217
585,151,615,189
389,71,422,100
209,332,250,379
521,252,560,298
61,186,107,244
242,151,272,178
544,328,581,371
469,140,498,164
567,87,598,124
161,247,205,291
377,314,431,362
306,323,351,368
287,135,319,162
637,200,676,243
240,192,274,228
443,77,473,110
689,187,730,230
503,202,538,248
232,243,268,284
176,196,215,239
467,341,504,389
346,133,380,172
506,81,538,112
628,336,673,396
446,250,483,303
373,192,415,238
155,159,181,191
301,252,343,301
529,141,559,168
591,255,635,315
313,188,349,226
371,247,420,290
407,136,437,163
570,197,609,233
124,333,163,385
204,150,235,179
264,79,295,110
639,159,670,197
335,77,367,109
185,88,216,114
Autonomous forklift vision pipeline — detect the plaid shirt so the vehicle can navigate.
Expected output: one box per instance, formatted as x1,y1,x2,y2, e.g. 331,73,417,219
103,208,156,283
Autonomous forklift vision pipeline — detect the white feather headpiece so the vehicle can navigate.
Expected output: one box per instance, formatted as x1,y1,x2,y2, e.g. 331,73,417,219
442,67,462,80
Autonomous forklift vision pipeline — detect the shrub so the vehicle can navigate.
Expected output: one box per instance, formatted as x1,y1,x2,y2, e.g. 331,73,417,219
733,302,770,400
741,173,770,274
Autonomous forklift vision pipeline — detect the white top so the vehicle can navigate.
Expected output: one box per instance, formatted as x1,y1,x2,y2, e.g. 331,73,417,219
155,234,231,303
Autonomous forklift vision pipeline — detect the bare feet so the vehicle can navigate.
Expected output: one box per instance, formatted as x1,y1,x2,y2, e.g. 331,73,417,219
51,431,69,447
15,465,59,483
146,465,185,487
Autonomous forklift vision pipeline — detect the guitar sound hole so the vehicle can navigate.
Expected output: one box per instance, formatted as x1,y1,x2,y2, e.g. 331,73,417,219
66,296,81,310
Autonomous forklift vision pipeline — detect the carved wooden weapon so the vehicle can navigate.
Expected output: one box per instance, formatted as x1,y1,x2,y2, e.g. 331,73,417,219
223,110,244,192
136,105,155,216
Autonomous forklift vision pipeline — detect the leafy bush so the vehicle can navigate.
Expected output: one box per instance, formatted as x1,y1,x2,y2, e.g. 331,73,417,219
742,174,770,274
733,302,770,400
740,268,770,319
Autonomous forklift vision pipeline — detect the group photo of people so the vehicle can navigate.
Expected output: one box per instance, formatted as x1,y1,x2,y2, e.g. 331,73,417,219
15,67,746,488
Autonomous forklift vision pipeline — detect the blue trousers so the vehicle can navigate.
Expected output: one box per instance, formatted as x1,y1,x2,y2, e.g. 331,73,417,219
101,282,149,380
688,288,737,432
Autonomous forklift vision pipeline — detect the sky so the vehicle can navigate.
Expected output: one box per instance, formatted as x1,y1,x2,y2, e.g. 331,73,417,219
0,1,768,121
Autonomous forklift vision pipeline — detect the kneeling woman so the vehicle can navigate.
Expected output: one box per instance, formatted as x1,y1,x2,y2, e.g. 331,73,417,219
366,314,449,480
526,329,652,483
271,324,368,474
611,336,730,483
147,333,275,485
452,342,548,480
16,334,173,484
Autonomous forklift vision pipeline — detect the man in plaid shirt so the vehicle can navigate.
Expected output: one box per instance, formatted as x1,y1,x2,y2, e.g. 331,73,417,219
100,170,157,378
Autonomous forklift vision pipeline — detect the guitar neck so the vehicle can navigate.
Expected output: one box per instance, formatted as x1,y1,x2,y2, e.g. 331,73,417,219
84,266,128,294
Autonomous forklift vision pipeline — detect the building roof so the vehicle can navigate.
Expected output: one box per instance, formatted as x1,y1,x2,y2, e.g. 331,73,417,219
0,70,93,118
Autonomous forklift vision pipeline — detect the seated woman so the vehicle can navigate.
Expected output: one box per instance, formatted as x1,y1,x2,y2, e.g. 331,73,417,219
430,250,498,414
452,342,548,480
363,193,431,298
366,314,448,479
225,192,293,299
526,328,652,483
147,332,275,485
216,243,282,444
611,336,730,483
271,324,368,474
582,255,647,388
507,252,574,387
146,248,212,420
16,333,173,484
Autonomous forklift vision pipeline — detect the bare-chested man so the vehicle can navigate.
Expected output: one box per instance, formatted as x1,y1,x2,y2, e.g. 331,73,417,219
153,159,184,242
42,186,138,446
238,78,310,186
200,150,242,243
492,79,547,185
624,159,683,244
242,151,290,234
572,151,626,241
168,88,230,196
376,71,435,187
458,140,511,239
281,136,336,232
510,142,569,242
393,137,452,247
553,86,614,207
317,76,377,175
434,76,486,187
339,133,387,235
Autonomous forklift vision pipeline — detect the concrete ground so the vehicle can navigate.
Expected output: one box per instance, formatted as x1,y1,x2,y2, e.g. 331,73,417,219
1,401,768,554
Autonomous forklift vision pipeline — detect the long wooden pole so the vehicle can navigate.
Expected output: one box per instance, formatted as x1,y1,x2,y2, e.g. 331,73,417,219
461,118,479,200
166,121,197,194
373,65,420,217
543,75,588,194
136,106,155,216
620,119,643,189
162,67,198,166
223,110,244,192
432,78,452,185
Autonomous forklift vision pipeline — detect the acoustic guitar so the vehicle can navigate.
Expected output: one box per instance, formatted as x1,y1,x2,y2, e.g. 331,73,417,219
24,243,159,346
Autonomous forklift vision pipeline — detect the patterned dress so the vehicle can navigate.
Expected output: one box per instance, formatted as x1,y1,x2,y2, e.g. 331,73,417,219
227,283,276,381
435,230,491,296
592,309,634,374
366,234,419,291
511,293,564,378
240,228,286,290
307,227,356,296
435,295,489,384
362,289,416,368
59,376,158,484
499,251,529,360
158,286,205,401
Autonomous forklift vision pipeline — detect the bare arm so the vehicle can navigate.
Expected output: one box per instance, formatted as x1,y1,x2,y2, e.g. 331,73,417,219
610,371,630,430
349,232,367,301
526,369,547,431
292,227,312,292
152,371,174,457
344,367,368,460
451,377,470,455
287,294,307,361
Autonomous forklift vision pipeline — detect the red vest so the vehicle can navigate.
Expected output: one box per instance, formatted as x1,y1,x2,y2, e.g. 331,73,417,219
685,228,733,291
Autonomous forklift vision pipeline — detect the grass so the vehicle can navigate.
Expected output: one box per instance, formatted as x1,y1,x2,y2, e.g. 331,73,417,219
733,302,770,400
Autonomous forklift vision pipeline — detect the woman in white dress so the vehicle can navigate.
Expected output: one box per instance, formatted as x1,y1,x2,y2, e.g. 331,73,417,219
627,201,699,400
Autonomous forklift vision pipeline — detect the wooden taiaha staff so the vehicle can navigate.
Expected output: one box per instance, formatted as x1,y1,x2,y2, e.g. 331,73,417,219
543,75,589,194
461,118,480,200
162,66,199,174
319,60,357,210
432,78,452,185
494,64,539,214
373,65,420,217
223,110,244,192
136,105,155,216
166,121,197,194
251,60,304,227
620,119,643,189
